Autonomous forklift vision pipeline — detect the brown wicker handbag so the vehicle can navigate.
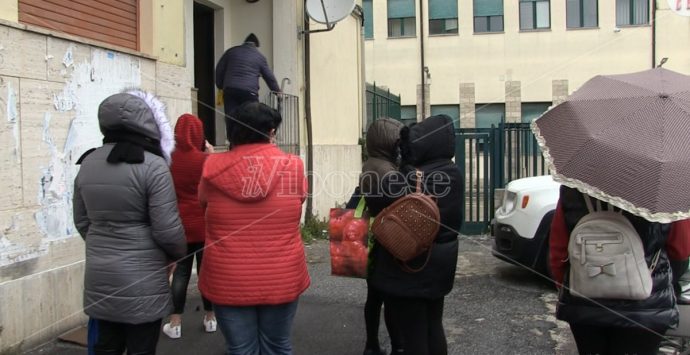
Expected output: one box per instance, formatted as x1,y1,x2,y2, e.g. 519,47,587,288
371,170,440,272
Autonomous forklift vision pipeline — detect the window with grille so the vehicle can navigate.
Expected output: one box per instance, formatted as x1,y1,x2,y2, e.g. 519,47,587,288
388,0,416,37
616,0,648,26
567,0,598,28
429,0,458,35
520,0,550,30
473,0,503,33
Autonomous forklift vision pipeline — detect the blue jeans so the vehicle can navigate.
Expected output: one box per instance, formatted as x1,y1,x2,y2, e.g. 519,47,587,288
214,300,299,355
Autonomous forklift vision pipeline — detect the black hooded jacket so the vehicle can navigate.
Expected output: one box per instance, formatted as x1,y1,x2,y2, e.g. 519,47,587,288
555,186,678,330
366,115,463,299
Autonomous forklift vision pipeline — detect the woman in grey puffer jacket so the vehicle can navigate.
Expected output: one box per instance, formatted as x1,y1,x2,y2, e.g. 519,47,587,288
73,89,186,355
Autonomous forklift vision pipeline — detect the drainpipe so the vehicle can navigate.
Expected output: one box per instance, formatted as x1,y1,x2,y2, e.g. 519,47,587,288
652,0,657,68
419,0,426,120
353,5,366,134
304,1,315,219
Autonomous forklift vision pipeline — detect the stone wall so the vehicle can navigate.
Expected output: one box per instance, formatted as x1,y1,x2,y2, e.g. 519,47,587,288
505,81,521,123
0,22,192,353
416,84,431,122
459,83,476,128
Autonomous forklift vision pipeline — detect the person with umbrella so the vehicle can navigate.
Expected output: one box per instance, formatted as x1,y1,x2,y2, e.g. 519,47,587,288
549,187,690,354
533,68,690,354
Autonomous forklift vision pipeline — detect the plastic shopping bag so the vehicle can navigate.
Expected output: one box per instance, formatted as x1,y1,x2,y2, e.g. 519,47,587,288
329,197,370,278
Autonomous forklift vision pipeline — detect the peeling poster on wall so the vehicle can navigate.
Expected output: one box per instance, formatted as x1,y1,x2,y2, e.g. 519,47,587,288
34,48,143,241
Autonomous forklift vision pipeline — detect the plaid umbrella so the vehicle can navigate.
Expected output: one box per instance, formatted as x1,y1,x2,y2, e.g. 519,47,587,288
532,68,690,223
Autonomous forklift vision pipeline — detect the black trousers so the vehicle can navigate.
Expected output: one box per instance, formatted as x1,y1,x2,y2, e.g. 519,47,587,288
170,242,212,313
364,280,402,351
88,318,161,355
569,323,664,355
384,296,446,355
223,88,259,139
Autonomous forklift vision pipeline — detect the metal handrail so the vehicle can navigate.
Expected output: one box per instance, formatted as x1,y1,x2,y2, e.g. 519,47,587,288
262,91,300,155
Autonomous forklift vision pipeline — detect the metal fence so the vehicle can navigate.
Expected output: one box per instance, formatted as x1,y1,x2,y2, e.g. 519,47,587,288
366,82,401,129
263,91,300,155
456,122,548,234
496,122,549,187
455,128,494,235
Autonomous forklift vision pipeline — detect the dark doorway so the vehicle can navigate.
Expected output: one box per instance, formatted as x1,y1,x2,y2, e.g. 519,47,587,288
193,2,216,144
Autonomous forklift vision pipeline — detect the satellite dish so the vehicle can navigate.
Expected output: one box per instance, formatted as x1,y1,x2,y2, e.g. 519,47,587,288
306,0,356,25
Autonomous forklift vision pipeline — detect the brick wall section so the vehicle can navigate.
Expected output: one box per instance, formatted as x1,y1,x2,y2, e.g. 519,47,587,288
505,81,521,123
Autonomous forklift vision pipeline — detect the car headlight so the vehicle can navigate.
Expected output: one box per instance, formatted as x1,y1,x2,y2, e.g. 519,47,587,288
502,191,517,214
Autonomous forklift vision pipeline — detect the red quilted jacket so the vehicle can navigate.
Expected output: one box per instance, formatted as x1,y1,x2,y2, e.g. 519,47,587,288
198,143,310,305
170,114,208,243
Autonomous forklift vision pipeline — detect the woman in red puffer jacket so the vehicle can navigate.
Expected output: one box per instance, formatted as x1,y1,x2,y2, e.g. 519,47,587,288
163,114,217,339
199,102,309,355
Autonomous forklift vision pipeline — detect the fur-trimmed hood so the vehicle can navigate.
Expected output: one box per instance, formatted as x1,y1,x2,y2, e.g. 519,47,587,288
97,89,175,163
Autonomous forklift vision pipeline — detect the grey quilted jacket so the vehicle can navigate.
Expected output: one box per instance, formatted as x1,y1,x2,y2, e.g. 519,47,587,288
73,92,186,324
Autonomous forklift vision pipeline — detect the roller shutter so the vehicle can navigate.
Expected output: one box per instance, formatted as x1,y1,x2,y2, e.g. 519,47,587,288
19,0,139,51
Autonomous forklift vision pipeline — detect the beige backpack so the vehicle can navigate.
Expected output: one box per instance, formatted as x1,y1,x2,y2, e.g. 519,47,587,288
568,196,660,300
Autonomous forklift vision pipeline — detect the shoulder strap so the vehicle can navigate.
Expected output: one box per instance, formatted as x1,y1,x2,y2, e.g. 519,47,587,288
415,170,423,193
399,246,433,273
583,194,595,213
583,195,610,213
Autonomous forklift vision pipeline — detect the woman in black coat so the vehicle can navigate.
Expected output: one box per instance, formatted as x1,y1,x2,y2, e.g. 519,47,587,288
366,115,463,355
550,186,690,354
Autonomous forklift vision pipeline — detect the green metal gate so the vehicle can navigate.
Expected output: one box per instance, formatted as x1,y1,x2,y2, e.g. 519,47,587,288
456,122,548,234
366,82,401,128
455,128,496,235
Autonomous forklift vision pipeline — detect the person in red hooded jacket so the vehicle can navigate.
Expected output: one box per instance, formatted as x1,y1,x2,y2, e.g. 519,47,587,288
199,102,309,355
163,114,217,339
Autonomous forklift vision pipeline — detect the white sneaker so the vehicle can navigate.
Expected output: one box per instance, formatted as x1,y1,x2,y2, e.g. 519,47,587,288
203,317,217,333
162,323,181,339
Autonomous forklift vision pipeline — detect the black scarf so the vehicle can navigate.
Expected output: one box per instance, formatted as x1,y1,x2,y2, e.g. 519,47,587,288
76,131,164,164
102,130,163,164
76,131,164,165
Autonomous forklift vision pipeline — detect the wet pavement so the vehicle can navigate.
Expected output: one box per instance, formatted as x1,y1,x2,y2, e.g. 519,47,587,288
24,235,577,355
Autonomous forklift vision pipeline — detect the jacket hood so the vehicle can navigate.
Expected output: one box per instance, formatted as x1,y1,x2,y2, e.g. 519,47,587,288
98,90,175,164
400,114,455,166
174,114,205,152
366,118,403,162
203,144,289,202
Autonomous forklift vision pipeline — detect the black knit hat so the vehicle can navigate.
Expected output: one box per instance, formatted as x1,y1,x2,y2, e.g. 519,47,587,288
245,33,259,47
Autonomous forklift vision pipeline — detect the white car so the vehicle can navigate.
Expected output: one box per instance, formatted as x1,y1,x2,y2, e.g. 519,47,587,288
491,175,561,276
